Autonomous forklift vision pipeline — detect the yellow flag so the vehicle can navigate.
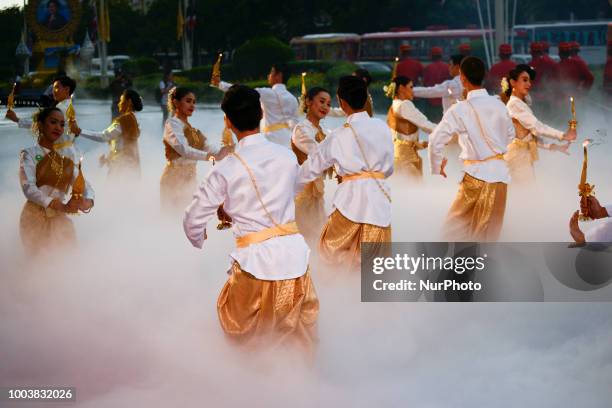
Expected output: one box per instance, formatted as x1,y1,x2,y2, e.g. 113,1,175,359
103,2,110,42
177,0,184,40
98,1,111,42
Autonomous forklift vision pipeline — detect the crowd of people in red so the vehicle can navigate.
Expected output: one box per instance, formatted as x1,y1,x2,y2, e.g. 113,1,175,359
397,39,611,100
396,38,611,122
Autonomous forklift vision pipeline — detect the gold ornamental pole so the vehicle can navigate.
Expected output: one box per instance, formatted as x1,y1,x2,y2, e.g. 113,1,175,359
6,82,16,111
578,140,595,221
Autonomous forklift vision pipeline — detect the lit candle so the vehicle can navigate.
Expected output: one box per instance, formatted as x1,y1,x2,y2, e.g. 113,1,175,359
301,72,307,97
579,140,588,186
568,96,577,130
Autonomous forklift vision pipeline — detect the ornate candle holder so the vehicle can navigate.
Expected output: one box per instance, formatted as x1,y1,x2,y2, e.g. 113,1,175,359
6,82,16,111
210,53,223,86
578,140,595,221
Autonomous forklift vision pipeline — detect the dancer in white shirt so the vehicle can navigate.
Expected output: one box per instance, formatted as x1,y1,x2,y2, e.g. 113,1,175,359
429,57,515,241
73,90,144,179
328,68,375,117
184,85,318,350
501,64,577,183
387,75,437,179
19,107,95,256
291,87,332,244
212,64,298,147
413,54,464,114
298,76,394,269
160,87,226,211
6,75,82,165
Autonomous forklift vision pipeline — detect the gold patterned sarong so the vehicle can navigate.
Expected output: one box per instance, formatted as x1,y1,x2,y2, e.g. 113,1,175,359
444,173,507,241
217,262,319,352
159,162,197,212
504,138,538,184
319,209,391,270
19,201,76,256
394,139,423,179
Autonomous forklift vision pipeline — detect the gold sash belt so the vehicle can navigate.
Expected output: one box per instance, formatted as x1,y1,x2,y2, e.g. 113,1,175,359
341,171,385,182
166,160,196,167
394,138,417,146
463,153,505,166
263,123,290,133
53,140,74,150
235,221,299,248
511,138,539,162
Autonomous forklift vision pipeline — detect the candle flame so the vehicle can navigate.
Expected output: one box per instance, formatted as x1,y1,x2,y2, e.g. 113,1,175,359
582,139,591,148
301,72,306,77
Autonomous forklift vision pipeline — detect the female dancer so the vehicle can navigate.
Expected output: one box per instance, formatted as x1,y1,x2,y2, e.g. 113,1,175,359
291,87,332,243
502,64,576,183
19,107,94,255
160,87,225,210
75,89,143,178
387,76,436,179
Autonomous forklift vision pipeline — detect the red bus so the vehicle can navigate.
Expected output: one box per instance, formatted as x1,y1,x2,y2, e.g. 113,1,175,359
290,33,361,61
359,29,494,61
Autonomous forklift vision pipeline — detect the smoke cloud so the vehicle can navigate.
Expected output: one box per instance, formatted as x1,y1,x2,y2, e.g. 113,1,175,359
0,99,611,407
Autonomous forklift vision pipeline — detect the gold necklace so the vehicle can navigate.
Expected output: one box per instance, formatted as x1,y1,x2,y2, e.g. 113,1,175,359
48,150,65,189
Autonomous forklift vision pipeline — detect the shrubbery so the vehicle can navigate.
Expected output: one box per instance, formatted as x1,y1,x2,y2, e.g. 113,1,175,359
122,57,159,76
232,36,294,80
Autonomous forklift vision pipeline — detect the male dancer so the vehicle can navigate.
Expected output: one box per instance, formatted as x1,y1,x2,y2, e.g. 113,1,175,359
298,76,394,269
183,85,318,348
213,64,298,147
413,54,464,114
428,57,516,241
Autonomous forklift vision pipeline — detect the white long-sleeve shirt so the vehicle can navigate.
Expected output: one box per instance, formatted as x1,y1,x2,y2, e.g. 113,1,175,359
586,205,612,242
428,89,515,184
80,121,124,144
413,75,463,113
291,118,326,155
19,145,95,208
18,99,81,164
506,95,564,148
218,81,298,147
183,133,310,281
297,111,394,227
391,99,437,141
163,117,213,164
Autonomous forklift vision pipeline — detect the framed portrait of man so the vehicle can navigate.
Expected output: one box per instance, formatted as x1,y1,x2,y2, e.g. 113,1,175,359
27,0,82,42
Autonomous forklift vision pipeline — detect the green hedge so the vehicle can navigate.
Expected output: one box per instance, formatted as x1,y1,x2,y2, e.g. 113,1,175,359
122,57,159,76
232,36,295,80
